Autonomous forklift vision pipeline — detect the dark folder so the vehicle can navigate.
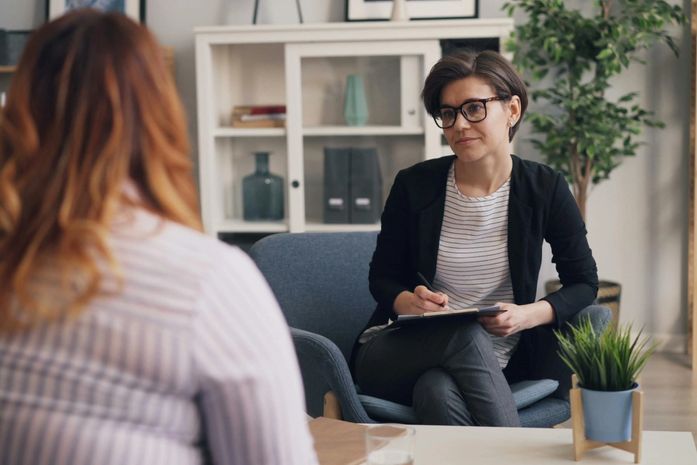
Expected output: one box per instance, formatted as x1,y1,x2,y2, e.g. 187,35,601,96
323,147,351,223
349,147,382,224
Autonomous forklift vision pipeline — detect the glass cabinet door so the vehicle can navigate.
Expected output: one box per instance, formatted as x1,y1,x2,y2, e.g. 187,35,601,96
200,43,289,235
285,41,441,232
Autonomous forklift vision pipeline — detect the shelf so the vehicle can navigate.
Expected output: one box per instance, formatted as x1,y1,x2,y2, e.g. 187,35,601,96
303,126,424,137
305,222,380,232
0,65,16,74
215,220,289,233
214,221,379,233
214,127,286,138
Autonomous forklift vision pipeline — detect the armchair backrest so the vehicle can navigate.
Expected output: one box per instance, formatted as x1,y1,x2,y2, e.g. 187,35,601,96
249,232,378,361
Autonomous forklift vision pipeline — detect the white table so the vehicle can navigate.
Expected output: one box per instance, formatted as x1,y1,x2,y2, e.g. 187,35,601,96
408,426,697,464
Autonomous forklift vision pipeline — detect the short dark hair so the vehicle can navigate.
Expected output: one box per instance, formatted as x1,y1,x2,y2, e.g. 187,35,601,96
421,50,528,141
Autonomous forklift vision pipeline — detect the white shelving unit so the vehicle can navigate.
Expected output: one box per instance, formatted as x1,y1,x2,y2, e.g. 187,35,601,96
195,19,514,237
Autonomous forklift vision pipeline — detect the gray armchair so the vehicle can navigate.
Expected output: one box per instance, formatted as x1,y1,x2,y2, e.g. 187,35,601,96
249,231,610,427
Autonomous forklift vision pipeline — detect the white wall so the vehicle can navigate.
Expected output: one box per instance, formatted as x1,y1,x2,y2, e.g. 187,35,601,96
0,0,691,351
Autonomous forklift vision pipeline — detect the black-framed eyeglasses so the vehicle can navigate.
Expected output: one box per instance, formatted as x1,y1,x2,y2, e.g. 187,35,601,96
433,96,509,129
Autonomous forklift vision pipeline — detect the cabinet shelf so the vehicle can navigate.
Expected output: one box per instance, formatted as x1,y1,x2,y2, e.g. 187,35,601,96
305,222,380,232
302,126,424,137
214,127,286,138
215,220,288,233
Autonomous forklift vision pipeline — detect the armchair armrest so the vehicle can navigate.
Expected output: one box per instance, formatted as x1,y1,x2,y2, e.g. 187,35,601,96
566,305,612,335
290,328,373,423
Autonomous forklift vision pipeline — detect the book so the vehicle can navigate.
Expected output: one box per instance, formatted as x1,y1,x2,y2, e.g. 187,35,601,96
233,104,286,115
230,119,285,128
231,104,287,128
239,113,286,122
308,417,367,465
394,305,505,327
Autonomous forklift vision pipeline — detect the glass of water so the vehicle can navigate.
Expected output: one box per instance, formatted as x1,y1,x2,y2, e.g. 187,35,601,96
365,424,415,465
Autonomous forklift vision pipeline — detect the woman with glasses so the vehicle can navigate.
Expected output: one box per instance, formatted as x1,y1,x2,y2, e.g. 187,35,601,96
351,50,598,426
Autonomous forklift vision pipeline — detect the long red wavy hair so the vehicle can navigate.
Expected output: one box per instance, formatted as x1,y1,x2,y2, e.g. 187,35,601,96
0,10,201,331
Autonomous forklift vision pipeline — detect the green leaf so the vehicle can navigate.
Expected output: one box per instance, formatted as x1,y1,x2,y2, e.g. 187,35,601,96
555,320,657,391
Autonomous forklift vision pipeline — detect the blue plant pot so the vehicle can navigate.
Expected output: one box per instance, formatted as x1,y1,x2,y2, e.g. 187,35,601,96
581,384,637,443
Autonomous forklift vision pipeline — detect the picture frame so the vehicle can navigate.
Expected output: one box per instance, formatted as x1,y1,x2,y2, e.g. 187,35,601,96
346,0,477,21
0,30,33,66
46,0,145,23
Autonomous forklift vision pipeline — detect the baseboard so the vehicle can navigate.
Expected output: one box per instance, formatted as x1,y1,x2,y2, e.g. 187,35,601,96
648,332,687,353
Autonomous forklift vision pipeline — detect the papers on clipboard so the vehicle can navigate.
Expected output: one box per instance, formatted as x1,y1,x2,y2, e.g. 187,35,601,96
393,305,505,327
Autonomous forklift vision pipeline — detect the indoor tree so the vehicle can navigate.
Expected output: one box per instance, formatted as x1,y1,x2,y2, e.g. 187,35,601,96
504,0,685,220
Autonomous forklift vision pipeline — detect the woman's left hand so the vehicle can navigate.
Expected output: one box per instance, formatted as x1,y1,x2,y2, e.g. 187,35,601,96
478,300,555,337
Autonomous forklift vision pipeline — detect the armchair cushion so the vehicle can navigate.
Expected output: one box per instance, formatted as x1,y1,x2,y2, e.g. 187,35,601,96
510,379,559,409
358,395,419,424
357,378,558,425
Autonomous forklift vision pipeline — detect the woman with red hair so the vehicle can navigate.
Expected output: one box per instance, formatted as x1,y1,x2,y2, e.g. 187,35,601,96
0,10,317,465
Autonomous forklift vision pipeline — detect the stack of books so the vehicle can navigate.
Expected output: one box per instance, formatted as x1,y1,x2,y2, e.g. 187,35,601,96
231,104,286,128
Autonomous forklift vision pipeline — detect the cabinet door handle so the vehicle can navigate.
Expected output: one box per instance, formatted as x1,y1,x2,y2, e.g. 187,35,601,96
291,180,300,188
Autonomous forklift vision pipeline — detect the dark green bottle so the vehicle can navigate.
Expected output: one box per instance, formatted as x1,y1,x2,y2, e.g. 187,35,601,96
242,152,284,221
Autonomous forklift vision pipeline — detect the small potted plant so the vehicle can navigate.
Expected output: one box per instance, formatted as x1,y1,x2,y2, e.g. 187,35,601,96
555,318,657,443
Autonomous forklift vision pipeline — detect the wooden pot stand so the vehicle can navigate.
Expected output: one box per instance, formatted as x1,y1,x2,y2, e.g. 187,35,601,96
570,375,643,463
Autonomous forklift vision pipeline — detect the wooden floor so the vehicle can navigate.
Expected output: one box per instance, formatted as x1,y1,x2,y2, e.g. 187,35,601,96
560,352,697,441
640,352,697,440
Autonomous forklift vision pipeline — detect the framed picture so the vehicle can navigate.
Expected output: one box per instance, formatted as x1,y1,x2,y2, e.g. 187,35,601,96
347,0,477,21
0,30,33,66
47,0,145,23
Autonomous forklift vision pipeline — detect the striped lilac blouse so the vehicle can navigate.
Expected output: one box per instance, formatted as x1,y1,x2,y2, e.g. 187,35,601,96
0,207,318,465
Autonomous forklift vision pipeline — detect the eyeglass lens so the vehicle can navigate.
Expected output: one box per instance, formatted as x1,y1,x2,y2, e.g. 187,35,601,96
437,101,488,128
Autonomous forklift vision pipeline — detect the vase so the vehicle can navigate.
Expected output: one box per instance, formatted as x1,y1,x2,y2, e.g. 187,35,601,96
242,152,284,221
343,74,369,126
390,0,410,21
581,384,637,442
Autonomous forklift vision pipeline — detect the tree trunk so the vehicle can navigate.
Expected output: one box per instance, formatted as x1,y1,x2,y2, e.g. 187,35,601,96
574,182,588,223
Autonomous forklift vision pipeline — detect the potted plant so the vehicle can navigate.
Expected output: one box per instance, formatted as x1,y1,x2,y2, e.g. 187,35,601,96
503,0,686,325
556,318,657,442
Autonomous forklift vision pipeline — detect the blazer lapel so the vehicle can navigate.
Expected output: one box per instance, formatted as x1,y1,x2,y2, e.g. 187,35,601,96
415,157,451,281
508,186,532,305
417,198,445,281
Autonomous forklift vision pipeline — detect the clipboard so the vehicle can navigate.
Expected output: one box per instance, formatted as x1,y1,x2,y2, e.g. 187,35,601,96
393,305,505,327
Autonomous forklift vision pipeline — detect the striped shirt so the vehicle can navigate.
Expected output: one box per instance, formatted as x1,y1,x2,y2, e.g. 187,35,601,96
432,163,520,368
0,207,318,465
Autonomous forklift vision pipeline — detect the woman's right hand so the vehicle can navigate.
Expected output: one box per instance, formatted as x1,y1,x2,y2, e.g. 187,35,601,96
393,286,449,316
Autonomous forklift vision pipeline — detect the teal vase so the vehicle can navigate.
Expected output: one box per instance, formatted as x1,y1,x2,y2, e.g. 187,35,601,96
242,152,284,221
343,74,369,126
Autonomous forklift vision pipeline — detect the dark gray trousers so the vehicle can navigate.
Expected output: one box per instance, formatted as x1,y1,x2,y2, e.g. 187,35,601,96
353,319,521,426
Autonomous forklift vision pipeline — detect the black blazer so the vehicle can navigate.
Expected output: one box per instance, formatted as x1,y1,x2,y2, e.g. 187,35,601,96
362,155,598,364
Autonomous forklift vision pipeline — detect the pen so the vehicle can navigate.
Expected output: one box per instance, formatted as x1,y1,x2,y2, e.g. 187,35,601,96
416,272,447,308
416,272,436,292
